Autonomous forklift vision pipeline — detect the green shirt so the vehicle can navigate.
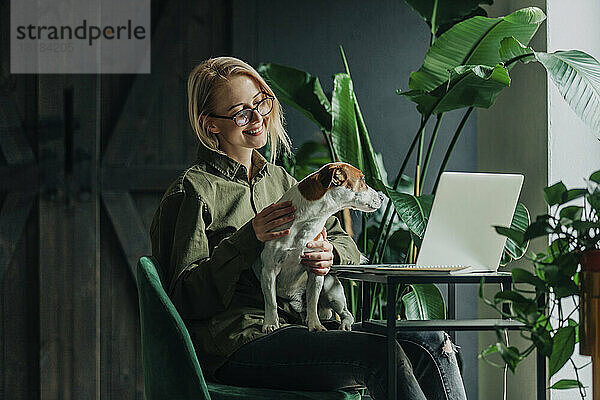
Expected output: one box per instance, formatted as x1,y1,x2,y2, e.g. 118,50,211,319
150,144,361,381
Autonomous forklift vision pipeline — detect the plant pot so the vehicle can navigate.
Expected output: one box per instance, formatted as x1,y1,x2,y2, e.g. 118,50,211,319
579,249,600,357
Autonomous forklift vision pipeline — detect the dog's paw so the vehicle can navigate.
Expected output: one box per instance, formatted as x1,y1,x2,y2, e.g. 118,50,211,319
340,320,352,331
262,322,279,333
307,320,327,332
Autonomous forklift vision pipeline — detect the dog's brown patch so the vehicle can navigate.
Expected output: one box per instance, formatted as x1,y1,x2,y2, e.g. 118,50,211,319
298,171,329,200
298,162,367,200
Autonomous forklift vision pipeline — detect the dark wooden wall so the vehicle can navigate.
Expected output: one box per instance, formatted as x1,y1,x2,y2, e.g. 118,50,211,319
0,1,231,398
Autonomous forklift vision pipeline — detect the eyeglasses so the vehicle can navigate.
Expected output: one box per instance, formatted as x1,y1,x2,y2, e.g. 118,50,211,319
209,97,274,127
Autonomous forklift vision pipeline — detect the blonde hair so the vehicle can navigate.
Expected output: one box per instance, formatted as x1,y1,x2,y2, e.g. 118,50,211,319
187,56,292,163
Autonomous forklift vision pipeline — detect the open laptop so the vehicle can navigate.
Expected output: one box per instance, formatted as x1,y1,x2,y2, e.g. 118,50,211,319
356,172,524,274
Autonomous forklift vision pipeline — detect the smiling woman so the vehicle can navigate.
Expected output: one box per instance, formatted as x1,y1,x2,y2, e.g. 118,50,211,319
187,56,291,176
150,56,467,400
203,76,271,171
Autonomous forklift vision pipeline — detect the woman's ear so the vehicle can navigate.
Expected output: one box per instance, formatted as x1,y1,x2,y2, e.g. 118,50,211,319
208,123,220,134
200,115,220,134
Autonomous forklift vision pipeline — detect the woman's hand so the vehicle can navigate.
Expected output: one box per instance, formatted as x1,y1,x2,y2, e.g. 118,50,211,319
252,201,296,242
301,227,334,276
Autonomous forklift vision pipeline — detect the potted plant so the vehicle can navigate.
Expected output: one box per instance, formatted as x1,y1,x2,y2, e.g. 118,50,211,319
480,170,600,398
258,4,600,322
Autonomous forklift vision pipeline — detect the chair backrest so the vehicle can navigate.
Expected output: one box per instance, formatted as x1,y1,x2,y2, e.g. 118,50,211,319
136,256,211,400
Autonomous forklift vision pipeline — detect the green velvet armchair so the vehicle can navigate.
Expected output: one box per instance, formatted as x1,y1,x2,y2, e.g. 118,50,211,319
136,256,362,400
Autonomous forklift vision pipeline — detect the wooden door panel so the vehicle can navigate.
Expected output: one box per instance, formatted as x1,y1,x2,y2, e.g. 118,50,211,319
102,192,150,280
0,74,39,400
0,192,35,281
1,0,232,398
131,192,164,234
100,213,145,400
38,74,101,400
0,201,39,400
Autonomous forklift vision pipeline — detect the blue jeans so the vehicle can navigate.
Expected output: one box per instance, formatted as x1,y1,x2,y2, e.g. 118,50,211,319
214,321,467,399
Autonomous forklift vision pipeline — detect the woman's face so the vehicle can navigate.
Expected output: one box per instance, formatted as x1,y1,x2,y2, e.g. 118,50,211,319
207,74,269,157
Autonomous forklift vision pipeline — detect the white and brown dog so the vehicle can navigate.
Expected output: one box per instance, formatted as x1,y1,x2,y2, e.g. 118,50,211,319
253,162,383,333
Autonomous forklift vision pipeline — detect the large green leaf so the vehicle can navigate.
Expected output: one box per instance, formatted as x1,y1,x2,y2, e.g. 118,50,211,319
499,36,536,64
337,49,388,193
402,283,446,320
549,326,576,377
542,181,587,206
511,267,545,291
331,73,363,169
403,0,492,36
534,50,600,136
493,39,600,141
294,141,329,166
359,225,411,263
543,181,567,206
386,192,434,239
260,58,388,193
257,63,332,132
500,202,530,266
407,7,545,92
292,141,330,180
400,63,511,115
355,108,388,192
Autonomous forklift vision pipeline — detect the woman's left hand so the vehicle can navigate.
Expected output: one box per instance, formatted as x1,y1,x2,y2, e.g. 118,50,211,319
301,227,334,276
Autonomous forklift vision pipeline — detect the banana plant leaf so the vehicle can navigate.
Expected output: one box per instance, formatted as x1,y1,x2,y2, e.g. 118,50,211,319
400,63,511,115
535,50,600,136
293,141,331,180
359,225,411,263
402,283,446,320
332,73,363,169
259,60,389,193
436,8,489,38
407,7,545,93
338,48,389,193
355,106,388,192
403,0,492,36
294,141,330,166
386,192,434,239
257,63,332,132
498,36,536,64
500,37,600,136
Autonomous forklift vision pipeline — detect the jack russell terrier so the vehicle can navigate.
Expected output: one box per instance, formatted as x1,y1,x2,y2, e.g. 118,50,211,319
253,162,383,333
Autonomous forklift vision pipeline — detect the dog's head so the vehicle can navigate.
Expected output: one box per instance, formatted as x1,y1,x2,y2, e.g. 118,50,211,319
297,162,383,212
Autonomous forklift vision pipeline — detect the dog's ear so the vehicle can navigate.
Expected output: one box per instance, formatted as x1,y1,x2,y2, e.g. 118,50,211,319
298,164,347,201
318,164,347,188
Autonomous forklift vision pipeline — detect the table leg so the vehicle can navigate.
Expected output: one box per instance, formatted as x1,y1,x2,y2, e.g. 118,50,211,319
362,281,371,322
537,293,547,400
388,282,398,400
448,283,456,343
501,281,510,317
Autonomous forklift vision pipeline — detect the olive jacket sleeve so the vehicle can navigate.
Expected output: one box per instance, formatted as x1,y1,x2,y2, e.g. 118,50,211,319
150,186,264,321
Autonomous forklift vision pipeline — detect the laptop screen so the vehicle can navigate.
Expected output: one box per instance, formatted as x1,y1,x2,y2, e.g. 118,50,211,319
416,172,524,271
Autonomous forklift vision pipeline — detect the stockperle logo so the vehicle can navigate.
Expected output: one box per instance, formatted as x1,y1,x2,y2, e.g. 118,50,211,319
11,0,150,74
